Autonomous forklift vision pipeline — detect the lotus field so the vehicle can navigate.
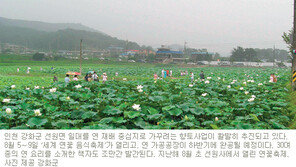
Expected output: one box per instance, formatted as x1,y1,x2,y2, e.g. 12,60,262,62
0,63,295,129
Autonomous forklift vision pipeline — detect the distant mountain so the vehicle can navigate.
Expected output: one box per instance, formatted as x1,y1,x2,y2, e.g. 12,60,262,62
0,17,143,51
0,17,100,33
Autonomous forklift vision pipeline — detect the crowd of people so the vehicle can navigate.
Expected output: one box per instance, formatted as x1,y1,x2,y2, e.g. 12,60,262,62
61,71,110,84
161,69,173,78
16,67,277,84
155,69,206,83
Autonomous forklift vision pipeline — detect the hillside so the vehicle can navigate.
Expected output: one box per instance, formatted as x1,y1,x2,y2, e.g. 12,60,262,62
0,17,142,51
0,17,100,33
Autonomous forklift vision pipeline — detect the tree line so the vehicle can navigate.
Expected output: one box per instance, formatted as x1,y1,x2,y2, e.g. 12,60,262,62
230,47,289,62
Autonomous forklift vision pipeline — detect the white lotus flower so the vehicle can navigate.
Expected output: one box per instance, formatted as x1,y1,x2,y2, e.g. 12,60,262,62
207,77,212,79
248,98,255,102
154,80,157,83
132,104,141,111
123,78,127,81
231,82,235,84
227,85,231,88
265,90,269,93
233,80,237,82
28,67,31,70
6,108,12,114
205,80,210,84
189,84,193,87
11,85,16,89
245,91,249,95
34,86,40,89
240,87,244,90
34,109,42,116
201,79,204,81
215,117,219,121
66,96,70,100
251,80,255,83
202,93,207,97
137,85,143,90
258,83,263,86
138,89,143,93
2,99,10,103
42,87,44,89
75,84,82,88
217,77,221,80
247,80,252,83
251,95,256,98
25,87,30,90
85,87,90,90
243,82,247,85
49,88,57,93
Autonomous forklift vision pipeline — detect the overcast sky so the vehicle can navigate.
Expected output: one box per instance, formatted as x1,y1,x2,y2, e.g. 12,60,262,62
0,0,293,56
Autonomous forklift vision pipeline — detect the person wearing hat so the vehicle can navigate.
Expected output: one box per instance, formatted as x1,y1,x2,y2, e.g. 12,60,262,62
102,73,107,83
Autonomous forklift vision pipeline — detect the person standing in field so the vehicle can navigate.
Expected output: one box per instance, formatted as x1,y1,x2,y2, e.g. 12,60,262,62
154,73,158,80
190,72,194,83
92,72,99,82
17,67,20,72
161,69,164,78
269,73,277,83
53,76,58,82
166,70,169,77
115,72,118,76
199,71,205,80
164,69,167,78
65,74,70,84
170,69,173,77
27,67,31,74
102,73,107,83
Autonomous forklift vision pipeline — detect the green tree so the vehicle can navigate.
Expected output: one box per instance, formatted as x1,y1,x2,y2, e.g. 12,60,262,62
230,46,245,61
282,30,293,62
230,47,259,62
245,48,258,62
32,52,45,61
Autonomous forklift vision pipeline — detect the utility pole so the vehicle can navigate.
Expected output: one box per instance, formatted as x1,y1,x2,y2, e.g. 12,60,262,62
292,0,296,90
184,41,187,56
273,45,276,67
80,39,82,74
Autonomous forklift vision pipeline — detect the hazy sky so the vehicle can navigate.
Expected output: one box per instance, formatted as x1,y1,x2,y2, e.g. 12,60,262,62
0,0,293,56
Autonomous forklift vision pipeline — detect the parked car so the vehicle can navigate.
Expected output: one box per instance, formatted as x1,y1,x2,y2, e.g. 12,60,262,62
196,61,205,65
233,63,244,67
